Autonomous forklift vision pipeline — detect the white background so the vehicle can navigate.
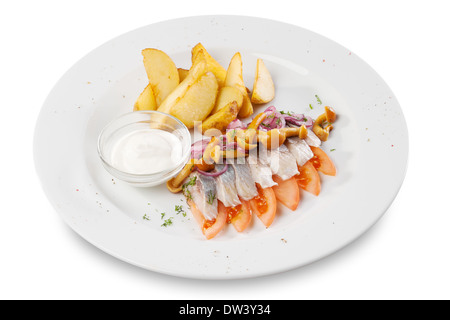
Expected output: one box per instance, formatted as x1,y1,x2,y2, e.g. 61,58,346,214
1,0,448,300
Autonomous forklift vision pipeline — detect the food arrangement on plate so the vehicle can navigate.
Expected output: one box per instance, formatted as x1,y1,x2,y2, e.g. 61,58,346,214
127,43,338,239
34,15,408,278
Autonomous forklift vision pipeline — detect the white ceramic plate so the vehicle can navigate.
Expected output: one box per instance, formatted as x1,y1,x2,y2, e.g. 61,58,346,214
34,15,408,279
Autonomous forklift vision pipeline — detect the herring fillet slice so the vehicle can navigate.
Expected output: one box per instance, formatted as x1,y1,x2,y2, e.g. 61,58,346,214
185,172,218,221
305,129,322,147
214,164,241,207
230,161,258,201
285,137,314,167
248,152,278,188
266,144,299,180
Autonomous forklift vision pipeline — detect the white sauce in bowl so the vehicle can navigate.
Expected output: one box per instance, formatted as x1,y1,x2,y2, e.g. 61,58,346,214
110,128,183,175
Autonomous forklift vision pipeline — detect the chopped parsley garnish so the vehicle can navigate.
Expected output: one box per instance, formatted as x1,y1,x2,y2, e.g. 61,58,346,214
207,191,216,205
161,217,173,227
142,214,150,221
160,212,166,220
175,205,186,217
184,176,197,188
280,110,294,116
182,176,197,200
309,104,314,110
330,148,336,152
315,94,322,105
184,190,192,201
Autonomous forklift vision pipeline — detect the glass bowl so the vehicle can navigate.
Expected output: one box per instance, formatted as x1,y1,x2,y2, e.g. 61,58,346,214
98,111,191,187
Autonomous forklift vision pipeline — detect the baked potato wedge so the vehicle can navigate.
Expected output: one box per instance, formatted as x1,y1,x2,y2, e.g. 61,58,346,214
211,86,243,114
251,59,275,104
224,52,253,118
157,53,207,114
141,48,179,106
170,71,219,128
133,83,157,111
199,101,239,134
192,43,227,87
177,68,189,82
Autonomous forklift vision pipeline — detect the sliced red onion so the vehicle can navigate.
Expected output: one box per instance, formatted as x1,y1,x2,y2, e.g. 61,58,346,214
191,139,210,159
260,106,277,128
216,134,237,151
274,112,286,129
284,114,314,128
196,162,228,177
264,106,277,115
305,116,314,127
227,119,247,130
258,120,271,131
260,114,276,130
259,108,286,130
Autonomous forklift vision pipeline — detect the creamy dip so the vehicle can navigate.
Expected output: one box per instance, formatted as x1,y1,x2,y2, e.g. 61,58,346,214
110,128,182,175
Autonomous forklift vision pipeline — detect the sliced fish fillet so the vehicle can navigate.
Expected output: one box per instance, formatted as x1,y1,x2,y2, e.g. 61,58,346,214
248,152,278,188
214,164,241,208
184,172,218,221
266,144,299,180
305,129,321,147
285,137,314,167
230,161,258,201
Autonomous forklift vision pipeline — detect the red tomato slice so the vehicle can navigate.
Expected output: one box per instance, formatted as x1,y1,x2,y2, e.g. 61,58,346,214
295,161,321,196
272,175,301,211
309,146,337,176
249,184,277,227
187,199,227,240
221,199,252,232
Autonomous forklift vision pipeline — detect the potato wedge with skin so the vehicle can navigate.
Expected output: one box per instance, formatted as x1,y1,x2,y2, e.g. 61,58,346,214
171,72,219,128
177,68,189,82
239,95,253,118
141,49,179,106
133,84,157,111
224,53,247,101
157,56,207,114
192,43,227,87
191,49,207,70
199,101,239,134
251,59,275,104
211,86,243,114
224,52,253,118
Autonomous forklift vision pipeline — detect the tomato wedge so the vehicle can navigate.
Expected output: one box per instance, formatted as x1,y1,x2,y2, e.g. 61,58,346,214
248,184,277,227
295,161,321,196
272,175,300,211
220,200,252,232
187,199,227,240
309,146,337,176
